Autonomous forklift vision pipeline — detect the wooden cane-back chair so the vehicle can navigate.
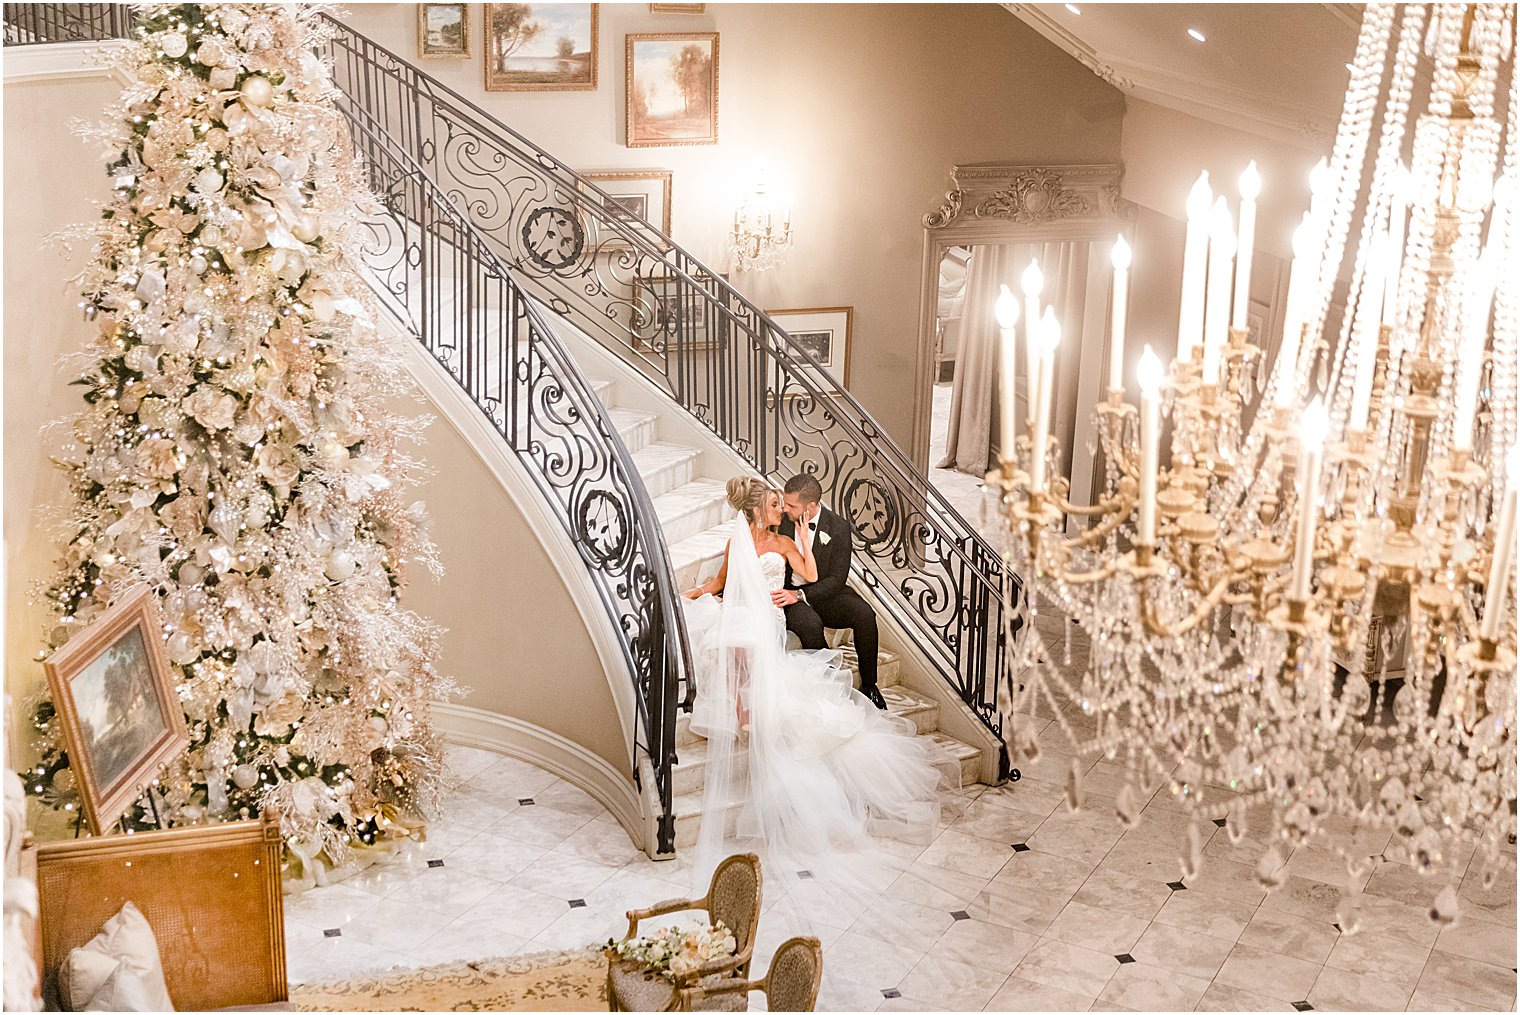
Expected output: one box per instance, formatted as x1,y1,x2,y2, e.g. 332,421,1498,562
607,853,763,1012
681,936,824,1012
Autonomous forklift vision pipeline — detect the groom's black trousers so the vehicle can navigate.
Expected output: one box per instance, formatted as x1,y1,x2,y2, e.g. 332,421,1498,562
784,590,880,693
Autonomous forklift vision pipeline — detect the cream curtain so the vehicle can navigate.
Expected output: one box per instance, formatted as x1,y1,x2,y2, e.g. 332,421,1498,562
937,240,1094,482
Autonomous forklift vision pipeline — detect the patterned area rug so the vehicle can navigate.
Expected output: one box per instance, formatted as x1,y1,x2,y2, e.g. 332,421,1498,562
292,947,608,1012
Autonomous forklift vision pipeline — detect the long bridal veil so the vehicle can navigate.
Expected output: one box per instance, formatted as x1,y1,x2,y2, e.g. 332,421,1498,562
685,514,958,924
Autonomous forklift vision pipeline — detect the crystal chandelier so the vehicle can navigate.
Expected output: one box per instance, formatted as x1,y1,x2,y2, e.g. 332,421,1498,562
728,170,792,272
990,2,1516,914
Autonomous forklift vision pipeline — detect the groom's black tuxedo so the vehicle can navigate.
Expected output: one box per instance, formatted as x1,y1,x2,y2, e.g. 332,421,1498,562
778,506,882,701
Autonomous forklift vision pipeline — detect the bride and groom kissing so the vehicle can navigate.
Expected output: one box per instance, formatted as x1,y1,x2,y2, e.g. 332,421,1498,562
681,473,886,709
679,474,954,888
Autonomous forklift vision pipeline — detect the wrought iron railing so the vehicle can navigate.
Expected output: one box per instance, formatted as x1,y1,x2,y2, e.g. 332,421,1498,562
321,20,1026,765
2,2,129,44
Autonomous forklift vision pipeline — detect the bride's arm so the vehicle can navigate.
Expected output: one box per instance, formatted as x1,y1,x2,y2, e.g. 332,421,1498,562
780,532,818,584
683,543,730,599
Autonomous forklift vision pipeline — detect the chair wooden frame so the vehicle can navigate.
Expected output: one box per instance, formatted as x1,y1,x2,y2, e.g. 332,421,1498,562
678,936,823,1012
608,852,762,1011
29,812,288,1011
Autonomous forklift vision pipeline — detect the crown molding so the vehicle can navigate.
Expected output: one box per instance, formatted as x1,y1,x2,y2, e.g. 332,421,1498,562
1,40,128,84
1004,3,1338,150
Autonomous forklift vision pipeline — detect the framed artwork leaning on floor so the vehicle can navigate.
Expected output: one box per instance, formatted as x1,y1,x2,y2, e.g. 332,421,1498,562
42,585,189,834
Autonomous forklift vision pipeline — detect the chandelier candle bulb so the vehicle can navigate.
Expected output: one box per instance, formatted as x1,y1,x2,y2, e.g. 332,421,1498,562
1276,214,1317,409
996,284,1021,460
1137,346,1164,545
1452,254,1497,452
1109,235,1132,394
1232,161,1260,332
1291,398,1329,601
1031,308,1061,493
1022,259,1044,417
1203,197,1236,387
1349,234,1389,430
1383,161,1410,326
1178,172,1213,363
1481,453,1518,642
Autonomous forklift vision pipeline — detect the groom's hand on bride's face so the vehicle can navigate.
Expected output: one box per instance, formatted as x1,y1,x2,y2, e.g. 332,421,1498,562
771,589,799,607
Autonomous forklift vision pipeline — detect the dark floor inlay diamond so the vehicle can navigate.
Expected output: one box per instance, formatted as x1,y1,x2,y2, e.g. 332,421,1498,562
1011,842,1031,852
518,798,536,806
1212,817,1227,827
1115,953,1136,964
427,858,445,868
881,989,901,999
1166,881,1187,891
797,870,814,880
568,898,587,909
950,910,970,921
1292,1002,1314,1012
324,928,342,938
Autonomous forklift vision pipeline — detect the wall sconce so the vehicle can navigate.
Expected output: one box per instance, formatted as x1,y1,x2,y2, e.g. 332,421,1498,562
729,170,792,272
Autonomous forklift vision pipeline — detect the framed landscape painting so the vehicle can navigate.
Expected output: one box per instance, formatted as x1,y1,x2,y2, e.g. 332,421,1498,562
485,3,598,92
581,170,673,247
650,3,706,11
418,3,470,58
626,33,719,147
769,306,853,389
42,585,188,835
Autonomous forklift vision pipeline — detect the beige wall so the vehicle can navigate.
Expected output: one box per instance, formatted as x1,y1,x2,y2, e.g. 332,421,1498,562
3,69,626,775
340,2,1126,450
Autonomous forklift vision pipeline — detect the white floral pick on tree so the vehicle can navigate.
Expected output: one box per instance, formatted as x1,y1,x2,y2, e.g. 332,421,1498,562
28,2,457,886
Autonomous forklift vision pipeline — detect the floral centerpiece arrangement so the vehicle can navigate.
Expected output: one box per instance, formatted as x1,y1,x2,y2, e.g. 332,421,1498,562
606,921,738,980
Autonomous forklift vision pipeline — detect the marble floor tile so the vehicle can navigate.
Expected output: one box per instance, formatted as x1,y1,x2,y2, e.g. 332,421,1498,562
818,973,894,1013
384,864,506,918
1364,857,1459,909
1193,981,1297,1012
530,900,629,951
1235,907,1340,964
897,950,1012,1010
977,777,1064,816
1098,961,1210,1011
1071,867,1173,921
457,880,583,939
533,778,611,817
1027,818,1123,869
1307,964,1416,1012
505,850,621,899
484,801,597,849
443,744,506,780
1044,900,1150,954
1416,950,1518,1011
950,797,1048,844
927,917,1038,976
919,828,1019,878
885,861,990,911
1011,938,1120,999
283,882,379,928
1213,942,1321,1003
1256,872,1346,924
1128,921,1235,981
984,974,1095,1011
1150,887,1255,941
965,880,1072,936
1096,833,1187,885
1435,913,1519,968
338,850,428,898
992,847,1096,896
848,895,957,954
1284,844,1373,892
441,831,547,882
824,930,926,991
469,757,566,799
1182,853,1269,906
1405,987,1502,1012
286,933,410,985
551,816,645,867
1458,861,1518,928
333,896,458,953
405,918,529,968
1322,928,1430,994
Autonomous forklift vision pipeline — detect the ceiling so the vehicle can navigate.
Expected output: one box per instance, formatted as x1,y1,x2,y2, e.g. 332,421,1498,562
1006,3,1364,148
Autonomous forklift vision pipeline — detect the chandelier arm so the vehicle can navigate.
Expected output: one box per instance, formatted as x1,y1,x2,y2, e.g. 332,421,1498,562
1139,559,1251,639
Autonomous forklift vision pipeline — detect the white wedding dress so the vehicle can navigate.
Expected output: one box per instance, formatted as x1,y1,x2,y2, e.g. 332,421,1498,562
681,516,955,890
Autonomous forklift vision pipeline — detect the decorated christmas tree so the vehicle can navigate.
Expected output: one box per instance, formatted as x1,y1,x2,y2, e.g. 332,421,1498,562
27,2,456,884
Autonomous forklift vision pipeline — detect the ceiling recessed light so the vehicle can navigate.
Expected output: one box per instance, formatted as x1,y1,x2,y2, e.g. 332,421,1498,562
1065,3,1081,14
1187,28,1207,42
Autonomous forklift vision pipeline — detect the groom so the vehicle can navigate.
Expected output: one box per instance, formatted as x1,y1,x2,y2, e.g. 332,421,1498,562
775,474,886,709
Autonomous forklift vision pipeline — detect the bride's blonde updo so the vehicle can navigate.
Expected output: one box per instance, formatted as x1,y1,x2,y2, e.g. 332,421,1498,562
726,476,772,524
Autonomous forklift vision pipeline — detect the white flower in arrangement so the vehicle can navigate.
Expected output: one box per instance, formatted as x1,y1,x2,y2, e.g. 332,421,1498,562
185,385,239,431
606,922,739,980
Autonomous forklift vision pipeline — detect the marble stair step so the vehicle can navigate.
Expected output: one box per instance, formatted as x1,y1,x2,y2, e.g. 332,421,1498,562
881,684,940,735
629,442,702,498
923,730,985,787
606,407,657,453
668,520,733,589
652,479,731,546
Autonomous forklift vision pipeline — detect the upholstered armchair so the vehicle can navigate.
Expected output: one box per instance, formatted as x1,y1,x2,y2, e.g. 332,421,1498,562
606,853,762,1012
680,936,823,1012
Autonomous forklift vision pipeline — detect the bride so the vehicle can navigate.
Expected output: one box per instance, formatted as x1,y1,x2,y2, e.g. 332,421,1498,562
680,477,954,887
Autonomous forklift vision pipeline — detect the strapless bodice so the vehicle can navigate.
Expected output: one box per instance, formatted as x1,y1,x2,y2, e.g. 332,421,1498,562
757,551,787,594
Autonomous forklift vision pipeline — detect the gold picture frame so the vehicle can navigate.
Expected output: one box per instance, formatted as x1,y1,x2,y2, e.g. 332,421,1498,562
632,270,729,352
580,169,673,248
485,3,599,92
42,585,188,835
769,306,854,390
626,32,719,148
650,3,706,12
418,3,471,59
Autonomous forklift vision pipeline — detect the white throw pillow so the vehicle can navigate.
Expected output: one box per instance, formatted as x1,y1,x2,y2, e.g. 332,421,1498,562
57,901,175,1012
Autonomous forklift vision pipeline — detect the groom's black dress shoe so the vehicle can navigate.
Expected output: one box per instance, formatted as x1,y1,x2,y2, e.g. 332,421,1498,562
863,686,887,710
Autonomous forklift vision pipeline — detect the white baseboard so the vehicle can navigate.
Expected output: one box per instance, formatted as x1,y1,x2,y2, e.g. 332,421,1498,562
432,702,659,856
